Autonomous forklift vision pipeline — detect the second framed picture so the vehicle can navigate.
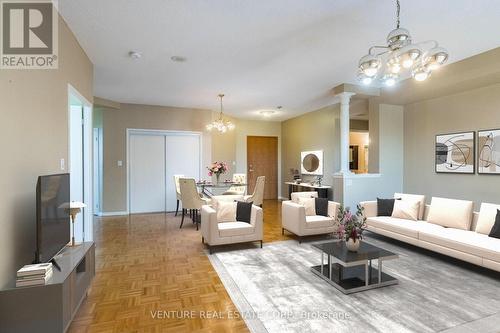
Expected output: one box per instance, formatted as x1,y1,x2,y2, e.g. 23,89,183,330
435,131,475,174
478,129,500,174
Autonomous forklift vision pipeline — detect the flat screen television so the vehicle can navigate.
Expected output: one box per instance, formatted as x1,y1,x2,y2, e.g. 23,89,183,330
35,173,70,263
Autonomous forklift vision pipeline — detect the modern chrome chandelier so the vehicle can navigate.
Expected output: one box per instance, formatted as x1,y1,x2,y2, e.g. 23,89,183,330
206,94,235,133
357,0,449,86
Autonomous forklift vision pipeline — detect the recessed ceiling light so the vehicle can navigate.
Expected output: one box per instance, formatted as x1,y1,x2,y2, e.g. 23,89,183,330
129,51,142,60
259,110,277,117
171,56,187,62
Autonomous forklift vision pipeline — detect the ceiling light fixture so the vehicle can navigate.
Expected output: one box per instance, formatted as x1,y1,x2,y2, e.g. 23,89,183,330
260,110,276,117
357,0,449,86
206,94,235,133
170,55,186,62
129,51,142,60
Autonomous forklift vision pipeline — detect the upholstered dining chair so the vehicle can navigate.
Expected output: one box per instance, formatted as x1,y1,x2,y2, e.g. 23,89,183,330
173,174,184,216
179,178,211,230
223,173,247,195
243,176,265,207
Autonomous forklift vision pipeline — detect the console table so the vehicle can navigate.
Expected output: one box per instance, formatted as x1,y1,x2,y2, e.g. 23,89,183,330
0,242,95,333
285,181,332,199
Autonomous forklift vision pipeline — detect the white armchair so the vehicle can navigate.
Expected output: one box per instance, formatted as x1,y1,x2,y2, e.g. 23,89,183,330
179,178,211,230
201,203,263,254
281,191,340,243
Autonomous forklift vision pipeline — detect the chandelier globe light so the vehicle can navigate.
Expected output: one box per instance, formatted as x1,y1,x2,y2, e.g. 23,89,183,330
357,0,449,86
206,94,235,133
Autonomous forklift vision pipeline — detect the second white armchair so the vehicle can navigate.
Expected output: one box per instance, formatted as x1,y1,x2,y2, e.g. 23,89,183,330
281,191,339,243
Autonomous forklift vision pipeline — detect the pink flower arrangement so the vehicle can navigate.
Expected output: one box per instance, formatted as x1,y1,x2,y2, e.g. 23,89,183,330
337,204,367,242
207,161,229,176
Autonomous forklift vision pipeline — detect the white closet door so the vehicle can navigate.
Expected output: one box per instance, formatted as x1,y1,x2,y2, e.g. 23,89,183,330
165,135,200,211
129,135,166,213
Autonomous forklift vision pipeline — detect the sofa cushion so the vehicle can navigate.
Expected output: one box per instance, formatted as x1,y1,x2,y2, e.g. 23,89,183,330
236,201,252,223
217,201,237,222
419,228,500,262
489,210,500,239
315,198,329,217
218,222,255,237
291,191,318,203
367,216,445,239
427,197,473,230
392,200,419,221
305,215,334,228
394,193,426,220
377,198,397,216
298,197,316,216
476,203,500,234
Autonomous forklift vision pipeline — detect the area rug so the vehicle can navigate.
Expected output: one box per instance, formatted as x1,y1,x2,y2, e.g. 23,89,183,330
208,234,500,333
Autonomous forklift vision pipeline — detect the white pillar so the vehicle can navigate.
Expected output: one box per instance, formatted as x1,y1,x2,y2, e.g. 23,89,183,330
337,92,355,174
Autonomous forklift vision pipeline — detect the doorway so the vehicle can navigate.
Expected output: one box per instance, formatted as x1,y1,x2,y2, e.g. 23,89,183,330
127,130,202,214
247,136,278,199
68,85,93,243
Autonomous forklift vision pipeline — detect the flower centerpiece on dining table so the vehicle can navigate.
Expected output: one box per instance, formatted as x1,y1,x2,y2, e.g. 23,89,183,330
337,204,367,252
207,161,229,184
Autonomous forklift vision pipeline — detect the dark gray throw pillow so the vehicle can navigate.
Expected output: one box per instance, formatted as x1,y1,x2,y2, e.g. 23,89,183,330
315,198,329,217
488,209,500,239
377,198,398,216
236,201,253,223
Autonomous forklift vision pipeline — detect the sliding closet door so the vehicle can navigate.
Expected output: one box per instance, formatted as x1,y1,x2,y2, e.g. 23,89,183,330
165,135,201,211
129,134,166,213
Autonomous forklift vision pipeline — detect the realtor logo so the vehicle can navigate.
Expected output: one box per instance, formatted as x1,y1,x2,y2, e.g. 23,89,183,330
1,0,58,69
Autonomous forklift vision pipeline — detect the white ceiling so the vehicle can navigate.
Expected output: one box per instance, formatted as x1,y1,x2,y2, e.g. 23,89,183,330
59,0,500,121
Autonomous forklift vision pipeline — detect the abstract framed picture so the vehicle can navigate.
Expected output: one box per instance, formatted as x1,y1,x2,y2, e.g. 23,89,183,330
478,129,500,174
435,131,475,174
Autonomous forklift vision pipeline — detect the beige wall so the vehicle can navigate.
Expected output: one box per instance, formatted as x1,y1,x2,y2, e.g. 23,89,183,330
281,105,340,198
101,103,220,212
404,83,500,209
0,18,93,288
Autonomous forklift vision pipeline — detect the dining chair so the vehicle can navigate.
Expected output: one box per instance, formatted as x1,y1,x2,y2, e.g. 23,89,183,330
223,173,247,195
173,174,184,216
244,176,265,207
179,178,211,230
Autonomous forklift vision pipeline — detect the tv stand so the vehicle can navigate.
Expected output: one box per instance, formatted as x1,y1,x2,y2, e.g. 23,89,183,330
0,242,95,333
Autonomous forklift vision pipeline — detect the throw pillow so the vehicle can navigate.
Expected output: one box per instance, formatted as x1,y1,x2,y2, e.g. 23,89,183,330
217,201,237,223
488,210,500,239
377,198,396,216
315,198,329,217
236,201,253,223
391,200,420,221
298,197,316,216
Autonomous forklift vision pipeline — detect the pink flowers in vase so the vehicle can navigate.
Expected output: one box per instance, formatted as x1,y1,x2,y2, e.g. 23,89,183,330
207,161,229,177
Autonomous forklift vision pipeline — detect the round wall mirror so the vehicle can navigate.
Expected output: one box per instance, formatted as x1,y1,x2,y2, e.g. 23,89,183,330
302,154,319,172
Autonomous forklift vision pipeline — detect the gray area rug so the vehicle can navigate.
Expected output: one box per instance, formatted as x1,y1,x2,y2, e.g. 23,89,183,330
208,234,500,333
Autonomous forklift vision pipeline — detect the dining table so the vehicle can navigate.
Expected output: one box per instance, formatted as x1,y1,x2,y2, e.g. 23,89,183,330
196,181,248,197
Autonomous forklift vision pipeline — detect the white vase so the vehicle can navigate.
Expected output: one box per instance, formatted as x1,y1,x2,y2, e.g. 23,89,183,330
346,238,360,252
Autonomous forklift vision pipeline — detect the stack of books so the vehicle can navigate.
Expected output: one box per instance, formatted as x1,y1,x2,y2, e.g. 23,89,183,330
16,263,53,287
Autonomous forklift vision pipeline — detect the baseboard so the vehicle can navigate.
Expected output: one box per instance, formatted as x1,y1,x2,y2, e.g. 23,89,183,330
97,211,129,217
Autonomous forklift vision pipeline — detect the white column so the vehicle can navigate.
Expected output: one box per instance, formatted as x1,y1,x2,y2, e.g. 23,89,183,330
337,92,355,174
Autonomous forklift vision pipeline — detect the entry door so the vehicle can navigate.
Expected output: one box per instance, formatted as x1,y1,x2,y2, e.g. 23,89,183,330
247,136,278,199
129,135,166,213
165,135,200,211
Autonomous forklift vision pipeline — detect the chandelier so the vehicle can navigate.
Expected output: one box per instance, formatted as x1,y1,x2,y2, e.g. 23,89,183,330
206,94,235,133
357,0,449,86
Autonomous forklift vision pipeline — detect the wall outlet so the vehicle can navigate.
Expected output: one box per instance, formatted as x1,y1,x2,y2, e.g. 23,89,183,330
117,160,123,167
60,158,65,171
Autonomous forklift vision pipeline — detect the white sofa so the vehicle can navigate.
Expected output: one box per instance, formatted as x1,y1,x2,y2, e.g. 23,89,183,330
201,195,263,254
281,192,340,243
360,193,500,272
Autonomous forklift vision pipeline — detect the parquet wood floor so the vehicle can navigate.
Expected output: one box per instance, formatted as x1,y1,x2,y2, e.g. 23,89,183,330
69,200,288,333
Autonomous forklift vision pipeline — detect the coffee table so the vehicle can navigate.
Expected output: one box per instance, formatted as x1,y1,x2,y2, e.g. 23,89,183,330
311,240,399,294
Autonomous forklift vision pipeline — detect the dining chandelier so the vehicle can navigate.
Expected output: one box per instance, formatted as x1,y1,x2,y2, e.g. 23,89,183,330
357,0,449,86
206,94,235,133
